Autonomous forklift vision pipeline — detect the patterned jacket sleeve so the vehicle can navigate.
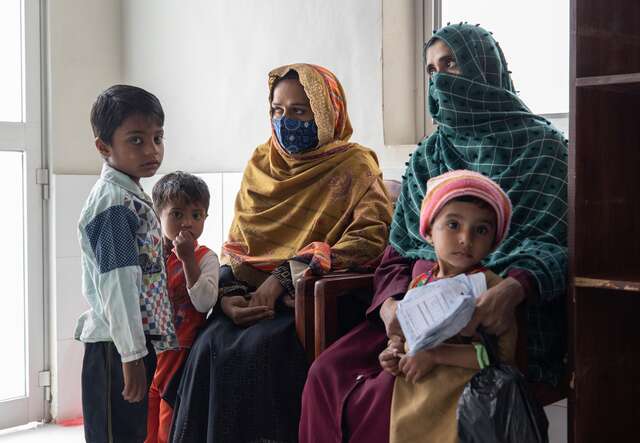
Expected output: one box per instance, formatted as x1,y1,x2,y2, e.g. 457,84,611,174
85,204,147,363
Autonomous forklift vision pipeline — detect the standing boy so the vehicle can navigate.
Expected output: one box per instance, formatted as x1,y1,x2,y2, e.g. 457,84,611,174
75,85,177,443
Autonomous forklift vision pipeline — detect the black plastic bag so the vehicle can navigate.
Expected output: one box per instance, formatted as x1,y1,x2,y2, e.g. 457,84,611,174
457,330,549,443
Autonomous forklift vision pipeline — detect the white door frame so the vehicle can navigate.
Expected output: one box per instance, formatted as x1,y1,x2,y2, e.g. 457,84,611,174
0,0,46,429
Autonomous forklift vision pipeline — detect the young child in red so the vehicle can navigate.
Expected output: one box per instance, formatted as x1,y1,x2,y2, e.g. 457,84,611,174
146,172,219,443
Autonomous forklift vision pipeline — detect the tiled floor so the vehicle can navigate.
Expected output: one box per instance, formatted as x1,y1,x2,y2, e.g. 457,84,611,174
0,402,568,442
0,423,83,442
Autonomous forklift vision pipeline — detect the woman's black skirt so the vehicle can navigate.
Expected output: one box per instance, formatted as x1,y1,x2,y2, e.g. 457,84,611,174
169,305,308,443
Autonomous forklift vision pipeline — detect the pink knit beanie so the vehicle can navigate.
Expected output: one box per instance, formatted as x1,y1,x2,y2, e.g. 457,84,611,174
419,170,512,246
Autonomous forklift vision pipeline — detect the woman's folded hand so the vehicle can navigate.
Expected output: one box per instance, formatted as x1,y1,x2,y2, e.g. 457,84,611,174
461,277,524,336
248,275,285,310
221,295,274,327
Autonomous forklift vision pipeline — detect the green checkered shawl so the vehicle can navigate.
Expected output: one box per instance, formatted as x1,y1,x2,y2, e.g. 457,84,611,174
390,24,568,302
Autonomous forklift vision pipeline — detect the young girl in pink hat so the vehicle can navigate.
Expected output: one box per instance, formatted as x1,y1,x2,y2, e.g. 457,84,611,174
378,170,518,442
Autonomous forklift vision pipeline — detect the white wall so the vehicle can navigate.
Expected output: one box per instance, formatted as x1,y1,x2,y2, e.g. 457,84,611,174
49,175,94,421
47,0,123,175
46,0,414,178
121,0,386,173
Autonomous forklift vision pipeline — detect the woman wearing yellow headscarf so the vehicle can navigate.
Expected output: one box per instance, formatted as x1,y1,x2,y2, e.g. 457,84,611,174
169,64,392,443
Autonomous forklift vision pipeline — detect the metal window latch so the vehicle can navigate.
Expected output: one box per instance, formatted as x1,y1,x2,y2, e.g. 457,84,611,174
38,370,51,387
39,370,52,402
36,168,49,200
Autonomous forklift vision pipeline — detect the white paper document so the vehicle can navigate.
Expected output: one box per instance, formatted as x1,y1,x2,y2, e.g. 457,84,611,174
397,273,487,355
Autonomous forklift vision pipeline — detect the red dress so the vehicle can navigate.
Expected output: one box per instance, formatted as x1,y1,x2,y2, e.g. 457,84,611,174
146,245,212,443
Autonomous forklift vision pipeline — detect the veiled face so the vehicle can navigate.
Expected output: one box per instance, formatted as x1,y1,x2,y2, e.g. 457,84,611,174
271,79,314,122
425,39,462,78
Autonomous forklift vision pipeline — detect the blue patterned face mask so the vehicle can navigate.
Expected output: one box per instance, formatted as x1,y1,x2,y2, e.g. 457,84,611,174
272,116,319,154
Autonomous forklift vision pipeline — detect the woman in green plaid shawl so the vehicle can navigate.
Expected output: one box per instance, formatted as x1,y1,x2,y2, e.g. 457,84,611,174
300,23,567,443
386,23,568,386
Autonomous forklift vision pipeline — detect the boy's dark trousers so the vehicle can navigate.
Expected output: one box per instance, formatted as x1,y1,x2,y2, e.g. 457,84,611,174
82,340,157,443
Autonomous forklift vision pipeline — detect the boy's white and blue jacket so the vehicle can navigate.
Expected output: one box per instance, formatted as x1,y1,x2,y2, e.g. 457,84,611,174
74,164,177,362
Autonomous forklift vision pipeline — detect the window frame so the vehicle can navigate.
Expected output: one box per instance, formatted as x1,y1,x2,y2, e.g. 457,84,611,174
0,0,47,429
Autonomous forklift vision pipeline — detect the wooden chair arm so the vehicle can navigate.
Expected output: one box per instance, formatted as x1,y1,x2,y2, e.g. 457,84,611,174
295,272,371,362
314,273,374,359
295,274,320,363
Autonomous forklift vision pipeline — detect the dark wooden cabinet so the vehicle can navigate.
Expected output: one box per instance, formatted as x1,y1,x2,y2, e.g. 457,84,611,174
569,1,640,441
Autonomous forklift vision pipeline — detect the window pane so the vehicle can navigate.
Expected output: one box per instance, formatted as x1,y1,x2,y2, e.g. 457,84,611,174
0,0,23,122
442,0,569,115
0,152,26,400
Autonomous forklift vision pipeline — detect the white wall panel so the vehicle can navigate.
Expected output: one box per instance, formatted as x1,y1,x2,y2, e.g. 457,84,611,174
122,0,384,173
